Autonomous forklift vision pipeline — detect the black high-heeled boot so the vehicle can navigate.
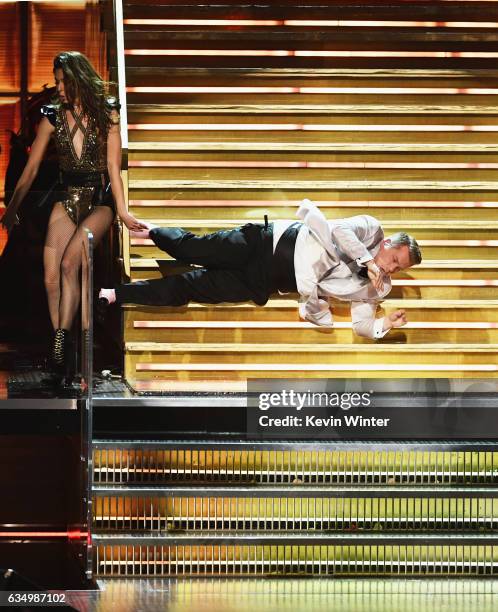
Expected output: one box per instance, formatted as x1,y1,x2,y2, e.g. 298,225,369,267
42,329,66,386
53,328,67,365
52,328,75,385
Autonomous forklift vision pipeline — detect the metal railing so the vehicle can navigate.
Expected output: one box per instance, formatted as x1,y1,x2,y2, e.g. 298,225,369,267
92,446,498,485
93,540,498,577
81,229,94,579
92,492,498,532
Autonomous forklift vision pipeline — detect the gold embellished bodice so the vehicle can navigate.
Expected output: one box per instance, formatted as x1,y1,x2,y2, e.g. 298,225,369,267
52,105,108,173
40,100,119,224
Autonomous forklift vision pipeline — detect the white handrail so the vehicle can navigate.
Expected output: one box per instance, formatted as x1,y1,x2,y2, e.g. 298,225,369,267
114,0,128,150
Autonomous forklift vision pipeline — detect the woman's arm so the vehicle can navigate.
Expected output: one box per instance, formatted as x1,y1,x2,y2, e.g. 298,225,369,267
1,117,54,232
107,113,148,231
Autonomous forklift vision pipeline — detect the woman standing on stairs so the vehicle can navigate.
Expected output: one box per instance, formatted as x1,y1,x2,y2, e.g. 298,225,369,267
1,51,147,383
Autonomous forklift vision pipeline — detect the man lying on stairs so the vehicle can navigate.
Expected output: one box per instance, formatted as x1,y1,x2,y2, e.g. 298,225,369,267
99,199,422,339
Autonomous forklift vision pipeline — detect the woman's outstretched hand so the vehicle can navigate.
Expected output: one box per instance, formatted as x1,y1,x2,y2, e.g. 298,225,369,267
0,206,20,234
120,213,150,232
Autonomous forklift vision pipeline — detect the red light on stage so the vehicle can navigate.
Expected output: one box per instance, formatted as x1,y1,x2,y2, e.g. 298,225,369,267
0,531,88,539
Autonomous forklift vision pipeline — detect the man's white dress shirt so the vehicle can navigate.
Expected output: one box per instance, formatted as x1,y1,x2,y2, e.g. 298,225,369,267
272,200,391,339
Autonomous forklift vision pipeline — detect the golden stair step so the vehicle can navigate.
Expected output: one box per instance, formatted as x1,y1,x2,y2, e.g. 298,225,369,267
128,168,498,183
125,342,498,383
128,179,498,190
125,344,498,380
125,328,498,346
127,113,498,128
125,67,498,77
125,67,498,88
128,187,498,202
131,246,495,261
129,200,498,222
123,28,498,50
129,153,498,165
131,257,498,278
123,2,498,22
125,218,498,229
131,258,498,269
124,298,498,313
129,373,492,392
129,141,498,151
124,298,498,320
124,299,498,344
126,93,498,107
127,221,498,264
127,103,498,116
126,342,498,355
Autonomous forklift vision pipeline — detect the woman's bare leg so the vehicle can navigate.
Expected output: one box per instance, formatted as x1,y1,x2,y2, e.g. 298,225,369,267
59,206,114,330
43,202,77,330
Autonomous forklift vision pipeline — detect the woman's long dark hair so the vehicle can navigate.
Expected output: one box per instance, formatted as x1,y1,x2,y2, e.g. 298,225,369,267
53,51,117,139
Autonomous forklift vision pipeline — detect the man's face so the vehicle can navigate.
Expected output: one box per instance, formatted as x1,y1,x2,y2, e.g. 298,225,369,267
373,240,411,276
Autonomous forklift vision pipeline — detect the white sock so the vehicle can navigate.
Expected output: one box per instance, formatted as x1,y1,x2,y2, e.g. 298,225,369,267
99,288,116,304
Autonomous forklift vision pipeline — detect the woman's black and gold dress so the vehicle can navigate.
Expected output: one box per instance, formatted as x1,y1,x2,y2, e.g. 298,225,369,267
40,98,119,224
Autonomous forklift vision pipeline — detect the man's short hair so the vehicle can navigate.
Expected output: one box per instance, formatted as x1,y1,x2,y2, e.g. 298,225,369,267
389,232,422,265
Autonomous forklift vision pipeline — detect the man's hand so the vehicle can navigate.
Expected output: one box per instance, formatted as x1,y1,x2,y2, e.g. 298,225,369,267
366,260,384,292
388,309,407,329
128,220,157,240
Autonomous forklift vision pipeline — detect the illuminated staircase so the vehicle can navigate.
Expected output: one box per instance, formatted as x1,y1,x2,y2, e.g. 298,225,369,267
114,0,498,391
92,439,498,576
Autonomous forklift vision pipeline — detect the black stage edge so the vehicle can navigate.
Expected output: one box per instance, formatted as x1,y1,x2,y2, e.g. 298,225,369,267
0,399,97,592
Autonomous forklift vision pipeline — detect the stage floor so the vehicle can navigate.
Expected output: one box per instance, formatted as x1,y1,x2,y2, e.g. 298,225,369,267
61,578,498,612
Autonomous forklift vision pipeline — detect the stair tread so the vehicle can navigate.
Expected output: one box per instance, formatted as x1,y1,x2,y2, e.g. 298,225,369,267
123,30,498,42
129,180,498,191
122,3,498,22
125,342,498,351
125,67,498,78
92,484,498,496
129,142,498,152
124,299,498,309
92,439,498,448
92,531,498,542
130,259,498,269
128,220,498,228
127,104,498,115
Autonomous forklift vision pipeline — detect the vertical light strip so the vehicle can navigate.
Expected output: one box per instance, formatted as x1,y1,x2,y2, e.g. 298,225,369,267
114,0,128,149
114,0,130,276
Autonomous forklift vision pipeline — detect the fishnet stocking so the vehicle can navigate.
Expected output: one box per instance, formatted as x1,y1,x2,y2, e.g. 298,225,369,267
44,202,76,330
43,202,114,331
